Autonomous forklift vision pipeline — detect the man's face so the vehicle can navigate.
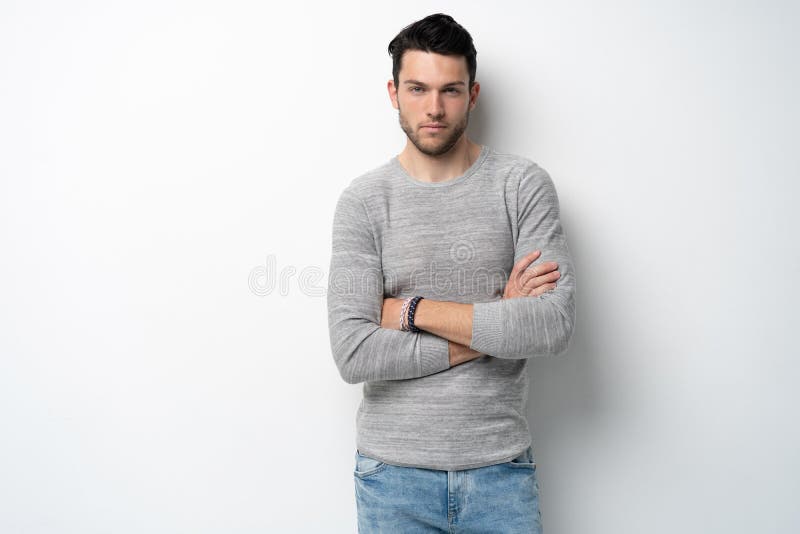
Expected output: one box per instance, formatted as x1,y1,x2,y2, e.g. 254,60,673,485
389,50,479,157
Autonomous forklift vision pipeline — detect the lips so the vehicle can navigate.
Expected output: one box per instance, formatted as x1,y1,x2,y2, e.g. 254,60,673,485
422,124,446,129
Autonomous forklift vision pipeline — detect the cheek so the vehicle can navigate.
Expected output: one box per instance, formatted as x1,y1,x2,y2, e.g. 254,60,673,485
447,97,468,110
401,99,420,111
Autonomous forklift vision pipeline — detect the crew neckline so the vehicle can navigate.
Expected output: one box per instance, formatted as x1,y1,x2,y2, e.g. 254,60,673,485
391,144,490,188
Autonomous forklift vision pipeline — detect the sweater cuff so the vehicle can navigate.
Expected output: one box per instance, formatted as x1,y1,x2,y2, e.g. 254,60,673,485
470,300,504,355
418,332,451,374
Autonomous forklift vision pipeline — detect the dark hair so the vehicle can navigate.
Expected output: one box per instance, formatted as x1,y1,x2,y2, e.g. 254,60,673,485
388,13,477,90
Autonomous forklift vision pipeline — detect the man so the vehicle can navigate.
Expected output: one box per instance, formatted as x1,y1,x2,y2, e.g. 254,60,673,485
327,13,576,533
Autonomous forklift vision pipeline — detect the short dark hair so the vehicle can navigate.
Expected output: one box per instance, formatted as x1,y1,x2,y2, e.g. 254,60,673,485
388,13,477,90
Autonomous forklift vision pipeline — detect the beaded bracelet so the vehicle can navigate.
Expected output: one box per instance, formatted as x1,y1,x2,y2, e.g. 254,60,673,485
406,296,424,333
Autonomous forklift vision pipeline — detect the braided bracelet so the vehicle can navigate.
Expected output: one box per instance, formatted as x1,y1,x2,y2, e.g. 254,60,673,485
399,297,413,331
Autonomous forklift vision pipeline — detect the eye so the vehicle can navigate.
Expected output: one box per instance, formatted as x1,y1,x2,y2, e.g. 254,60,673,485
410,86,424,93
446,88,460,94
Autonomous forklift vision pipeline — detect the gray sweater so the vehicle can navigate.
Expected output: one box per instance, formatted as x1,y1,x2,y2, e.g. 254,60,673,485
327,144,576,471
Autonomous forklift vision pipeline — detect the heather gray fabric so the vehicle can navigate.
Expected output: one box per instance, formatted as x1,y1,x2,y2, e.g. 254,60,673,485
327,144,576,471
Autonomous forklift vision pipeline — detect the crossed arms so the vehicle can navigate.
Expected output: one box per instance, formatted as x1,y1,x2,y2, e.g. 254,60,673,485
379,249,561,366
327,165,576,384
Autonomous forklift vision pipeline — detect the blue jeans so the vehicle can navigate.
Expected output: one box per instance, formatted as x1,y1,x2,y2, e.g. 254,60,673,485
354,446,542,533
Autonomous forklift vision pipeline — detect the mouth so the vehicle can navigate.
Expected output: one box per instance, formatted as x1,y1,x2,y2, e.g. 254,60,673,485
421,124,446,131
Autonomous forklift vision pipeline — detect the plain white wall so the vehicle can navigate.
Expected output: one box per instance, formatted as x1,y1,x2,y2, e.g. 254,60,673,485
1,1,798,532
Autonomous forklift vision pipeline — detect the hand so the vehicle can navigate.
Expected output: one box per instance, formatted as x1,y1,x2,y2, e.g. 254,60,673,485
503,250,560,299
380,297,405,330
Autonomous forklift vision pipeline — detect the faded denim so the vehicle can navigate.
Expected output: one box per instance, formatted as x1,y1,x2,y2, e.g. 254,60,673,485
354,446,542,533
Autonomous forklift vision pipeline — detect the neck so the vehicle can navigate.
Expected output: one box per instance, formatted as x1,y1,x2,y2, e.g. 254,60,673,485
397,136,481,183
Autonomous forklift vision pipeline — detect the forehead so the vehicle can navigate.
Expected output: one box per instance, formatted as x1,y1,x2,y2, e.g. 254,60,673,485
399,50,469,84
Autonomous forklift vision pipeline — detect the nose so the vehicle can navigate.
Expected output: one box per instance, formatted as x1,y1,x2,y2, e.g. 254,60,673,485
426,91,445,119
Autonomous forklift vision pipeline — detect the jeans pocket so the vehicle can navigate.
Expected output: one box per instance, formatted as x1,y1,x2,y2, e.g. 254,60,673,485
507,445,537,468
354,449,388,479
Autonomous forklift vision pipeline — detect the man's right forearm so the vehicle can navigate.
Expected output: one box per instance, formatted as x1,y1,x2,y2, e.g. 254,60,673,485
449,341,485,367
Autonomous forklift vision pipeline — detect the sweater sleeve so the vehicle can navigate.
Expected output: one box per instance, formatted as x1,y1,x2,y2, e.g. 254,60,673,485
470,165,577,359
327,189,452,384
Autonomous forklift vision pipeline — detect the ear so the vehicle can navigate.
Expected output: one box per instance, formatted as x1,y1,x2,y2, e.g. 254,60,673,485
387,79,399,110
468,81,480,111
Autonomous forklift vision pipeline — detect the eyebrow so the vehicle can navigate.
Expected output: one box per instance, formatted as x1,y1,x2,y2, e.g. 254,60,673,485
403,80,466,88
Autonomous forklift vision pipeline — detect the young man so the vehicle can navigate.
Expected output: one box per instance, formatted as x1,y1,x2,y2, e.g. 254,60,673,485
327,13,576,533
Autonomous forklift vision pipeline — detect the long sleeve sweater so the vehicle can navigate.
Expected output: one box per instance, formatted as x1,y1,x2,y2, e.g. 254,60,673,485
326,144,576,471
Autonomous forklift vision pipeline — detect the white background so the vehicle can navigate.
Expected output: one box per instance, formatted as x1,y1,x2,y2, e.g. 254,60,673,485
1,1,798,532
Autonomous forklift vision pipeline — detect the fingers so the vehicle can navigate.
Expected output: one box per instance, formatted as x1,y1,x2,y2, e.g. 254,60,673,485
518,261,558,285
520,262,560,284
524,261,559,277
511,250,541,279
507,251,562,300
521,269,560,293
531,283,558,297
